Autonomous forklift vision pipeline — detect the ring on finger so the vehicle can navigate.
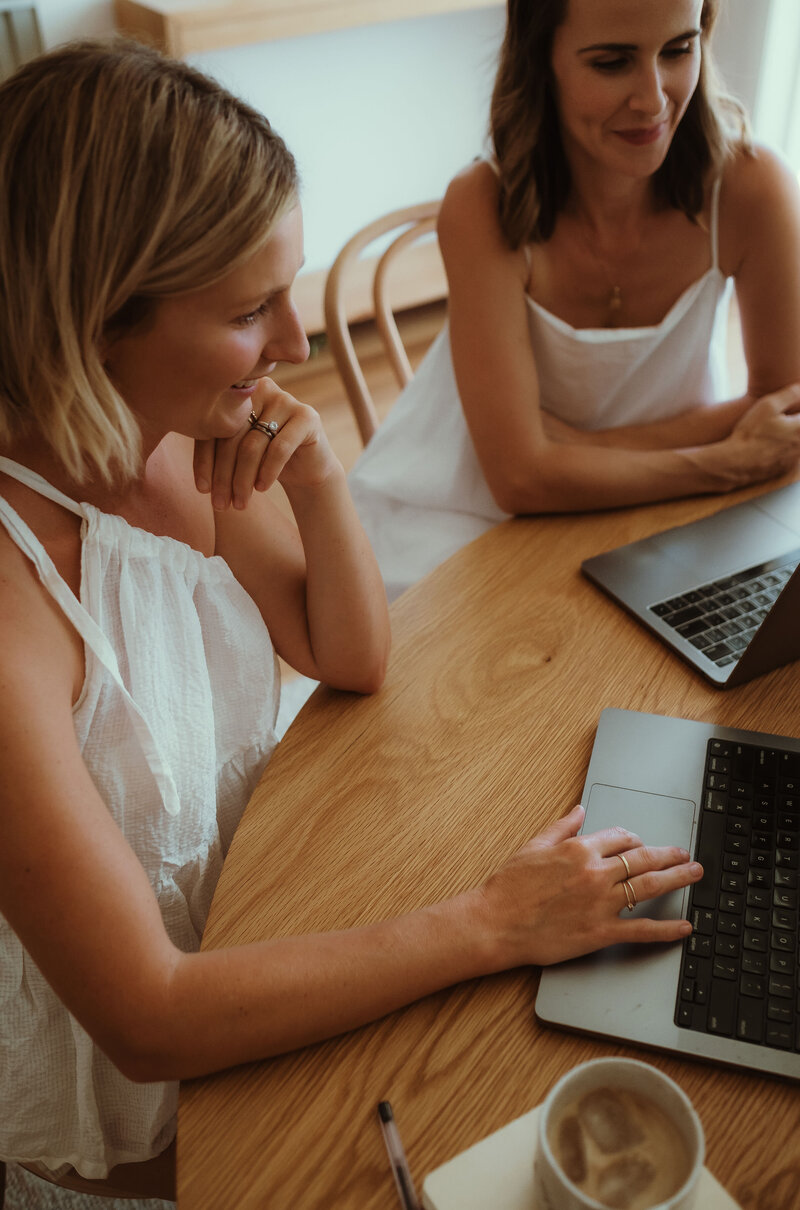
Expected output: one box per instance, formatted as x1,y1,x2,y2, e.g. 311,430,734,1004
616,852,632,879
249,411,281,439
621,879,637,912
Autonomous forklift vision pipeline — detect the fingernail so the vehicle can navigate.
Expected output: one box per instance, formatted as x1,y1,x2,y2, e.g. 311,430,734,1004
689,863,703,878
233,497,245,510
680,921,693,935
212,493,226,511
196,476,209,493
679,849,691,860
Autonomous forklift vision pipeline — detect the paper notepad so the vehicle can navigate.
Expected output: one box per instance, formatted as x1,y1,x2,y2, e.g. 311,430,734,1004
421,1104,741,1210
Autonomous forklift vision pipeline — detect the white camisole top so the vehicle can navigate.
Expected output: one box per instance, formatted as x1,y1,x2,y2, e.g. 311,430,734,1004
348,178,733,602
0,456,279,1179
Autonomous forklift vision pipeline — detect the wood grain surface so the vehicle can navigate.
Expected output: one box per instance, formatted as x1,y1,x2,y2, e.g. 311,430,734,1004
178,477,800,1210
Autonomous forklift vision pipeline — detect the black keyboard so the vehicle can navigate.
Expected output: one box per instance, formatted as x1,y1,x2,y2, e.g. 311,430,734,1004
648,551,800,668
675,738,800,1051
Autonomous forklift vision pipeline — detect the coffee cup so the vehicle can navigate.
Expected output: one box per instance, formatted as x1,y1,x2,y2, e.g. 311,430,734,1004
533,1057,704,1210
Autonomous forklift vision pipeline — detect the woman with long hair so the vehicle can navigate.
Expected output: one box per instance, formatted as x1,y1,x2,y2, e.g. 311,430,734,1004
349,0,800,601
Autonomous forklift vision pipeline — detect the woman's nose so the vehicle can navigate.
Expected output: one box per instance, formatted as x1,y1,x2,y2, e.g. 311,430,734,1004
266,301,310,366
628,62,668,117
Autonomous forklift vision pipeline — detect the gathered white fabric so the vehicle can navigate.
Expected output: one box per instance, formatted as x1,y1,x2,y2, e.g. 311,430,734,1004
348,178,732,602
0,457,279,1179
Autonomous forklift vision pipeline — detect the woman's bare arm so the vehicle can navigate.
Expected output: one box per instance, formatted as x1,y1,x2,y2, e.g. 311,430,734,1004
0,556,700,1084
440,156,800,515
197,384,390,693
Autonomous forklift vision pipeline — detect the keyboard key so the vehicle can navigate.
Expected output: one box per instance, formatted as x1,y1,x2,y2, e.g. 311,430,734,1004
744,929,768,953
770,952,795,976
742,952,767,976
765,1022,794,1049
664,604,703,626
708,981,736,1035
740,974,765,998
737,999,764,1043
706,642,734,663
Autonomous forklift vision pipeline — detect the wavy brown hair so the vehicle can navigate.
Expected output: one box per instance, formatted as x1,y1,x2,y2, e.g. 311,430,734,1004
490,0,749,247
0,38,298,483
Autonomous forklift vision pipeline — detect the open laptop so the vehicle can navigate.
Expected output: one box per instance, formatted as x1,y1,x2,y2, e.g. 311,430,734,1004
535,708,800,1080
581,480,800,687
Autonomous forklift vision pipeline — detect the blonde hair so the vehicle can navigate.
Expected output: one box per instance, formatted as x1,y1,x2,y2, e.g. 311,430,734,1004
491,0,750,247
0,37,298,483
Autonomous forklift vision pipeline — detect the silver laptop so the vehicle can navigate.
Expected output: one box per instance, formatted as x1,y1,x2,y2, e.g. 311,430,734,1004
536,708,800,1081
581,480,800,687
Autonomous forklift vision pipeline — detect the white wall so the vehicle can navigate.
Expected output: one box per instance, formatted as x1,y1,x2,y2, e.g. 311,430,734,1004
191,9,504,274
34,0,503,276
33,0,792,277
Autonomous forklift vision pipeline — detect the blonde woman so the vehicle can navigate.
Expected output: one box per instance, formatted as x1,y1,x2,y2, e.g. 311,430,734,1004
0,40,701,1201
348,0,800,602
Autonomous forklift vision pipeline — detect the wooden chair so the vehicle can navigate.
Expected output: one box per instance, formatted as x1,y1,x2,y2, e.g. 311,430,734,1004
0,2,44,83
323,200,444,446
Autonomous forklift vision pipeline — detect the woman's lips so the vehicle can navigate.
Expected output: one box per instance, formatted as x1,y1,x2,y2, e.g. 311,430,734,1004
614,122,667,146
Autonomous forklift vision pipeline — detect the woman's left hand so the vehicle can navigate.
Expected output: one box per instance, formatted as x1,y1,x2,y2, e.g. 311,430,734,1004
193,378,341,510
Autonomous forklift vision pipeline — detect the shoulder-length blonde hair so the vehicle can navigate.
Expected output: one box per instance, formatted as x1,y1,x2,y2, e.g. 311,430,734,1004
0,37,298,483
490,0,749,248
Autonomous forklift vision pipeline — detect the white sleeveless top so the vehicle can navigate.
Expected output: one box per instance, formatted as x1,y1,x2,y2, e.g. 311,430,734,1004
0,457,280,1179
348,178,733,602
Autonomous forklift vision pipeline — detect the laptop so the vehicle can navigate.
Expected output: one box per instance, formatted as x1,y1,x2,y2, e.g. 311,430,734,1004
581,480,800,687
535,707,800,1080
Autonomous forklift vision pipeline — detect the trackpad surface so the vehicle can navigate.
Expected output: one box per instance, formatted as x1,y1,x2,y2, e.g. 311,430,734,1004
583,784,697,920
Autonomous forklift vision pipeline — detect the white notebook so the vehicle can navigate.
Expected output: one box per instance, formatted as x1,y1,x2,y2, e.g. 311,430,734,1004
422,1104,741,1210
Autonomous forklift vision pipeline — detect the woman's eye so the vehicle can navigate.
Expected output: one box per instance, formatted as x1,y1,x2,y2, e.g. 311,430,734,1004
236,300,271,326
591,57,627,73
662,44,693,59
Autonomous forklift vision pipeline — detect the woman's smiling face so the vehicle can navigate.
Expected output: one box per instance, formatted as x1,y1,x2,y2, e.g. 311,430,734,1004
104,205,309,445
550,0,704,183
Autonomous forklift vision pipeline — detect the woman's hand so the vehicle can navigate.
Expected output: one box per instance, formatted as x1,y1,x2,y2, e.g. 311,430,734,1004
478,805,702,968
194,378,341,511
704,382,800,490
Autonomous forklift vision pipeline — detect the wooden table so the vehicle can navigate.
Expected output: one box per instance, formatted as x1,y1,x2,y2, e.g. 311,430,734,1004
178,481,800,1210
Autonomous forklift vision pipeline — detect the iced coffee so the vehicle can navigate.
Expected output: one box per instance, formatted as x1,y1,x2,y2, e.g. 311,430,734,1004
548,1084,692,1210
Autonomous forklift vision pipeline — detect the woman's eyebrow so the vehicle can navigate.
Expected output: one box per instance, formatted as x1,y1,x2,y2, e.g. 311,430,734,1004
578,28,701,54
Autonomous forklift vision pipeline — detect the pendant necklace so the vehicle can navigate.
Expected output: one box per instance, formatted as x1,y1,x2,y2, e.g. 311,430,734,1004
573,218,639,329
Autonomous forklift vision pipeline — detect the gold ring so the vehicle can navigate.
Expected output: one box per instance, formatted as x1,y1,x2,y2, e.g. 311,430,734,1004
622,880,637,912
248,411,281,439
616,852,632,879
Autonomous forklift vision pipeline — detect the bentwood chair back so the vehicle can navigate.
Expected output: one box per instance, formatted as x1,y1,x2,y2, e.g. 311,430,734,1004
323,200,443,446
0,2,44,83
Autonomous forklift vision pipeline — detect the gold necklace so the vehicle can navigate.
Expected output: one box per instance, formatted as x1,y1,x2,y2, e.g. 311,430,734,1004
572,220,633,329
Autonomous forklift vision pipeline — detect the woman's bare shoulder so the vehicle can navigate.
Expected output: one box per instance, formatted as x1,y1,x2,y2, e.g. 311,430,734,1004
0,527,80,699
440,158,502,231
439,157,519,272
718,142,800,271
721,142,797,207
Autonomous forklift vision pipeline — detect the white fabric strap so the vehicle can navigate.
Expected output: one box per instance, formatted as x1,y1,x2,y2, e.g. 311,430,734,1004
0,483,181,816
709,175,723,271
0,455,85,516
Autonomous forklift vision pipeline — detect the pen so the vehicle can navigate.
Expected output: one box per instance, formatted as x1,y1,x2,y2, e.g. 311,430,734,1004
377,1100,422,1210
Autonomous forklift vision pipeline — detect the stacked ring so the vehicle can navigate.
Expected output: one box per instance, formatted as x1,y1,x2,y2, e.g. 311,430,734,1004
616,852,632,878
622,880,637,912
249,411,281,439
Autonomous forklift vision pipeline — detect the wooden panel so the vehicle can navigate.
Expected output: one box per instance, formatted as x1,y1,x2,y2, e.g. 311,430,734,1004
293,239,446,336
114,0,503,56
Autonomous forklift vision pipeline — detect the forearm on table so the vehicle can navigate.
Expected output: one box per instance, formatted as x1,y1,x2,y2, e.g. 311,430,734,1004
494,438,731,515
545,395,754,452
284,470,390,691
123,889,493,1082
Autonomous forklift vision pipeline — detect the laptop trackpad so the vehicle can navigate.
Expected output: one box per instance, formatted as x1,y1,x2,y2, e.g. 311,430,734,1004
583,784,697,921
